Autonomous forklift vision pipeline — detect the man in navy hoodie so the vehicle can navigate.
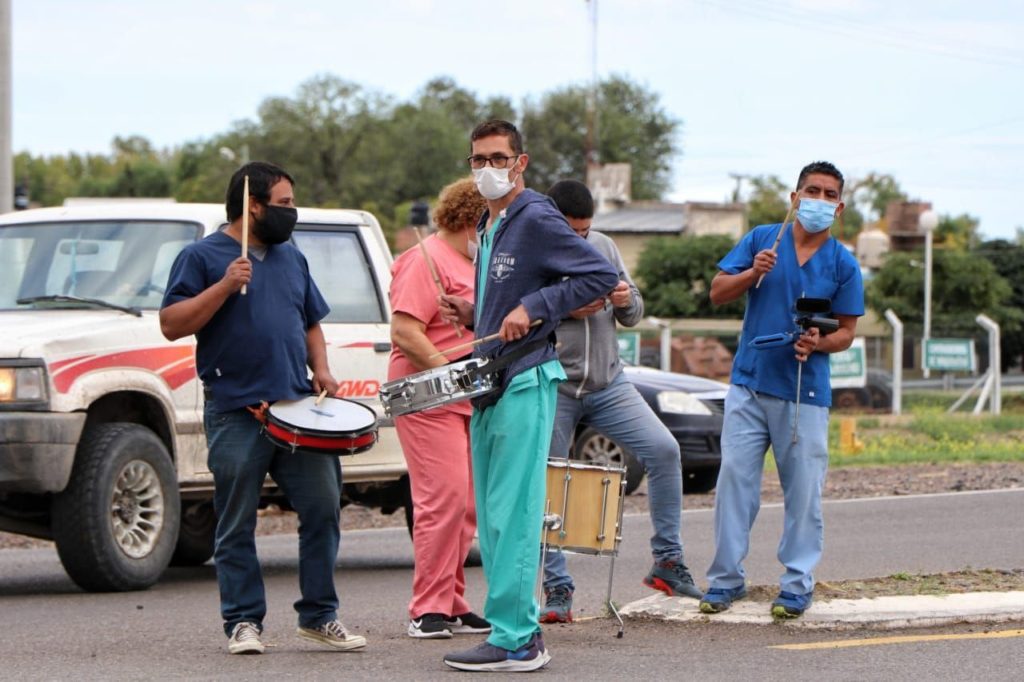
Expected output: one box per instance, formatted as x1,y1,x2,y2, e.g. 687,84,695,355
439,120,618,672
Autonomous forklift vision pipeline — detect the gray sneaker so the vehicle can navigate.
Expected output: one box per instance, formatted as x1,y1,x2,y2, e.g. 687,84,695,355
228,622,264,655
443,632,550,672
296,619,367,651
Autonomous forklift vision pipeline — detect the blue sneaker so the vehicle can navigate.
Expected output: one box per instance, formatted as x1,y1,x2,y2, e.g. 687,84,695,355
699,585,748,614
443,632,550,672
771,591,813,619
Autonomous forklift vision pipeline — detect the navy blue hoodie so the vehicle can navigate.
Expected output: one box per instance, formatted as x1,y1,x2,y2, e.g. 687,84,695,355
472,189,619,408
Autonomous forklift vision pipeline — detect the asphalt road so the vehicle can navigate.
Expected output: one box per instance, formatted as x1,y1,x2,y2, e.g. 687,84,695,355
1,488,1022,680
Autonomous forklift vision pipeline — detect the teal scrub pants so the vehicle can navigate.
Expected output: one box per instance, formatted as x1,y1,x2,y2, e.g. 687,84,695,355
470,360,563,651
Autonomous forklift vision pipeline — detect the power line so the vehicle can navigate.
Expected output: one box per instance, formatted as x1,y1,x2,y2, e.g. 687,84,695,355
689,0,1024,69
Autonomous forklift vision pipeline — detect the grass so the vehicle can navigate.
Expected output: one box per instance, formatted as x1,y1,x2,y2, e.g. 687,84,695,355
827,394,1024,467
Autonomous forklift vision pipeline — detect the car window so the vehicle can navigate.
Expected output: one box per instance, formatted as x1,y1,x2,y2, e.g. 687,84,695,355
0,220,202,310
292,227,385,323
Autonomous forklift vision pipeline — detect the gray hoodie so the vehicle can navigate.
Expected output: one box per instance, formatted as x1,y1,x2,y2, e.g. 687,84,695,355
556,230,644,398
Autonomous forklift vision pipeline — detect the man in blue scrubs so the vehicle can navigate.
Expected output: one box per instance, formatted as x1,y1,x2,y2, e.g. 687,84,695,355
699,161,864,619
161,162,365,655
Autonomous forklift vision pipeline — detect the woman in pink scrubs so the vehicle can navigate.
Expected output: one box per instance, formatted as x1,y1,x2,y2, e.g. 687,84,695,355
388,177,490,639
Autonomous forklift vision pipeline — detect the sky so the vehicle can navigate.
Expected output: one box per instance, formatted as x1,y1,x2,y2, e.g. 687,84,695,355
11,0,1024,240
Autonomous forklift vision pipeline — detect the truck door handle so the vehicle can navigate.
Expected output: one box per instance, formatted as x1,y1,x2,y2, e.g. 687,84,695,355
373,342,391,353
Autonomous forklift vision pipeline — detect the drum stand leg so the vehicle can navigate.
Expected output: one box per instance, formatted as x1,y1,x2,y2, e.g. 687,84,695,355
606,554,624,638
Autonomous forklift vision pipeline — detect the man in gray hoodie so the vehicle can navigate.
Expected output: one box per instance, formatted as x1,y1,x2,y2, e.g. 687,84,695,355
539,180,701,624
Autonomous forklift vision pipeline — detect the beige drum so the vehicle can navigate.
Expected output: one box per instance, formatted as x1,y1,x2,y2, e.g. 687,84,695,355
543,460,626,556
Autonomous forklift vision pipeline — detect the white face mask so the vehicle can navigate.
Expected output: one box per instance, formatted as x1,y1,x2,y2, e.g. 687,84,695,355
466,237,479,262
472,165,516,200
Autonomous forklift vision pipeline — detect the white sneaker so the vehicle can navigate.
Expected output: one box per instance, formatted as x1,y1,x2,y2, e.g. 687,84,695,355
296,619,367,651
228,622,265,655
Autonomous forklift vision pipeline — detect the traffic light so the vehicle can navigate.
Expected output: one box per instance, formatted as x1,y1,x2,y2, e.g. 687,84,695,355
410,201,429,227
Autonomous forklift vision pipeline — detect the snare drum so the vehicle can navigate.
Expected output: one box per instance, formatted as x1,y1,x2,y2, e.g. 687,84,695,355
264,396,378,456
379,358,496,418
543,460,626,556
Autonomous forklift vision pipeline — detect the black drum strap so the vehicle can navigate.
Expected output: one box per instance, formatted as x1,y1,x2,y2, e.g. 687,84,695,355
463,336,551,382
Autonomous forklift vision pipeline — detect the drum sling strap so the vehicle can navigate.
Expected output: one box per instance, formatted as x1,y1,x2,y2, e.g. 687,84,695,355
462,336,552,383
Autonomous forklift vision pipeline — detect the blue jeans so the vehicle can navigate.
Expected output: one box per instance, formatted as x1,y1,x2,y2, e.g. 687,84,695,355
706,385,829,596
204,406,342,636
544,372,683,591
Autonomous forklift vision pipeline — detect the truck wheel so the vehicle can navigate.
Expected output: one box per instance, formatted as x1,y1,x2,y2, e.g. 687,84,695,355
572,427,645,495
52,423,180,592
170,502,216,566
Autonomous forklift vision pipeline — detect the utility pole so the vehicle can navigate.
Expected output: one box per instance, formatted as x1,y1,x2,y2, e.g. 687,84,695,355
0,0,12,214
728,173,748,203
584,0,599,169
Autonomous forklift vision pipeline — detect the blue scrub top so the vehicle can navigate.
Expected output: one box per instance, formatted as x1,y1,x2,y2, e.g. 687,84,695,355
719,223,864,407
162,231,330,412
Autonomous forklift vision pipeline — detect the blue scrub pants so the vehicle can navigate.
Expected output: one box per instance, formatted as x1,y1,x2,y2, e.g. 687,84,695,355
470,362,562,651
706,385,829,596
544,372,684,590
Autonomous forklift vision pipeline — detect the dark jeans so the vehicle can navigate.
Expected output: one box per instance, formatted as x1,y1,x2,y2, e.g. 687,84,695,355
204,405,342,636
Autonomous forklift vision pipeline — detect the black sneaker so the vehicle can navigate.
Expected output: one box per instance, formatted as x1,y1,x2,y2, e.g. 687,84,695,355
443,632,551,672
408,613,453,639
539,585,574,624
446,612,492,634
642,558,703,599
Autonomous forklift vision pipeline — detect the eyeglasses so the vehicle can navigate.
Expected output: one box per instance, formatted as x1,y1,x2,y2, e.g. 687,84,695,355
467,154,520,170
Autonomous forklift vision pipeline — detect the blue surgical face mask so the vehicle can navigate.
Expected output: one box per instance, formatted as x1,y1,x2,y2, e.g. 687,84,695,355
796,198,838,234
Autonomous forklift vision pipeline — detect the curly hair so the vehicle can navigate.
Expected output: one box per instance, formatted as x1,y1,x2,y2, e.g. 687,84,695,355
433,176,486,233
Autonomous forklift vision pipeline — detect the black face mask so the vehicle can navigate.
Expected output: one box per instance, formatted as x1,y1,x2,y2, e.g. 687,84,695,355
252,205,298,245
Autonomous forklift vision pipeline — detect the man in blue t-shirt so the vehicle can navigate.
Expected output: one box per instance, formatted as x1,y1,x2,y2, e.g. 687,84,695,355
699,161,864,620
160,162,365,655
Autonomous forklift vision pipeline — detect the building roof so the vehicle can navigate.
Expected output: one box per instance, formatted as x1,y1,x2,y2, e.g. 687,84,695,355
592,202,685,233
592,200,746,234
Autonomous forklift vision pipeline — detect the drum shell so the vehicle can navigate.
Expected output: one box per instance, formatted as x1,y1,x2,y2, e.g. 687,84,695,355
264,397,378,456
544,460,625,556
379,358,496,417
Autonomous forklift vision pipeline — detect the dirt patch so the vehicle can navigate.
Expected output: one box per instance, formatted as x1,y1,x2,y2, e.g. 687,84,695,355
746,569,1024,602
4,461,1023,557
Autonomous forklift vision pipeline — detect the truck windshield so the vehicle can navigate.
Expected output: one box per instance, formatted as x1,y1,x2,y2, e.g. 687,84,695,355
0,220,201,311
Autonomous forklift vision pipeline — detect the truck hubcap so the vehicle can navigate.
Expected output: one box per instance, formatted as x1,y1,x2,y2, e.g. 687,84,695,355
110,460,164,559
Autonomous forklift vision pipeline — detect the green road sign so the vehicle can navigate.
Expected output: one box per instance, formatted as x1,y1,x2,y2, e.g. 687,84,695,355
617,331,640,365
831,337,866,388
924,338,976,372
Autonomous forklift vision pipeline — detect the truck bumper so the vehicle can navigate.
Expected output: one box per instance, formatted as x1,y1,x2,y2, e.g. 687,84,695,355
0,412,86,493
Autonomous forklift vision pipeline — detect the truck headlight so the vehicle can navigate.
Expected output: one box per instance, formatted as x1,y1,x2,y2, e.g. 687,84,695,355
656,391,712,416
0,365,48,403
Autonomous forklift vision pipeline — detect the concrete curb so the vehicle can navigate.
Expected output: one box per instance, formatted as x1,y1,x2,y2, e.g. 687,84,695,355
619,591,1024,630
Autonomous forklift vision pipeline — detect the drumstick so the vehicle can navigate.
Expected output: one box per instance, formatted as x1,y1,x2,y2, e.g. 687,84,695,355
414,227,463,338
240,175,250,296
754,196,798,289
314,388,328,406
428,319,542,360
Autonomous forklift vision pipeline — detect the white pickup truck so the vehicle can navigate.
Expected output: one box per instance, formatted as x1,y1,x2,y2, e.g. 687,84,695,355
0,201,409,591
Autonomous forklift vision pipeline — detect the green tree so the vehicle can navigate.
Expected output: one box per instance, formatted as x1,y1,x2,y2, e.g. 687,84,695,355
935,213,981,250
848,172,906,221
743,175,789,229
866,249,1020,338
520,74,680,198
975,239,1024,370
634,234,744,318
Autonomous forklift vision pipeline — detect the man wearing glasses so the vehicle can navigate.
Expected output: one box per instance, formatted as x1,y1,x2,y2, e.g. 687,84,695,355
439,120,618,672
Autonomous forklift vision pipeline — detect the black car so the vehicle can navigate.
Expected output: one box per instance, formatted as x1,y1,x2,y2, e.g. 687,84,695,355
571,366,728,495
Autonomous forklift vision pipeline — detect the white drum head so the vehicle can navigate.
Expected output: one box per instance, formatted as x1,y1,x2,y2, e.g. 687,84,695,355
269,396,376,433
